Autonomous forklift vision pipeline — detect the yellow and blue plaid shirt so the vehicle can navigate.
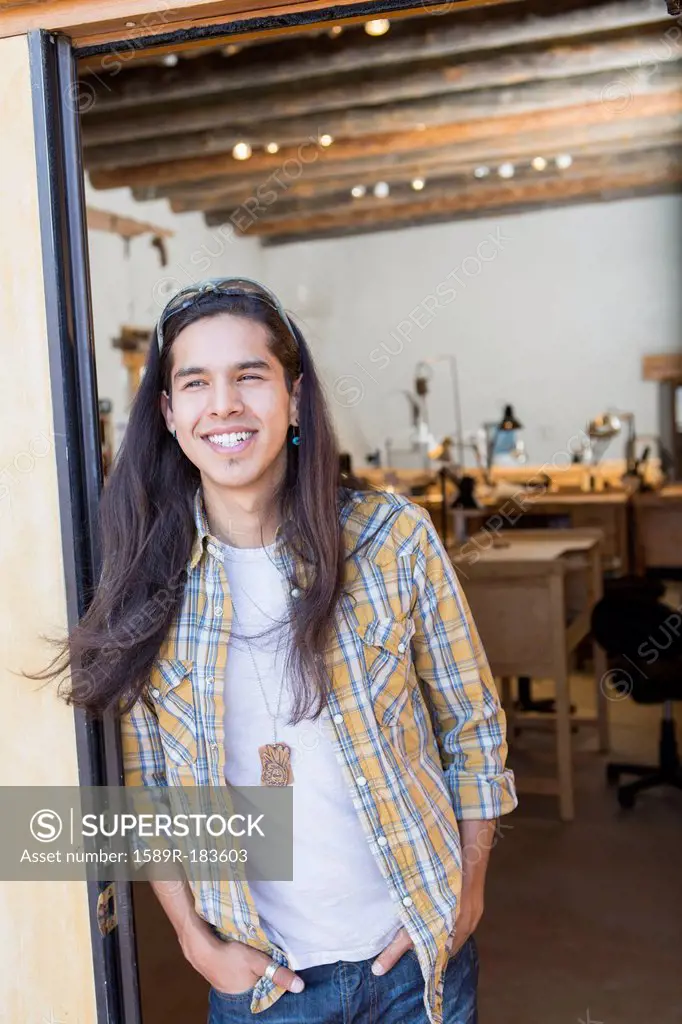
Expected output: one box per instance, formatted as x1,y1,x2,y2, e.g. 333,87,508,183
121,487,517,1024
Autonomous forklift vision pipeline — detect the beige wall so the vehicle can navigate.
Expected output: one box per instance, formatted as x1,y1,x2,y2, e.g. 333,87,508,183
0,33,97,1024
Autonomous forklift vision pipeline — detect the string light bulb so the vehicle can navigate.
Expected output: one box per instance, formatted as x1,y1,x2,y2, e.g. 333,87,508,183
232,141,252,160
266,142,280,154
498,162,515,179
365,19,390,36
474,166,490,179
531,156,547,171
556,154,573,170
351,185,366,198
373,181,390,198
319,134,334,147
411,178,426,191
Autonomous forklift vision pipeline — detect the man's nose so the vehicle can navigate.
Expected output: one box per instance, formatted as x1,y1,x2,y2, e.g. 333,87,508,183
209,380,244,417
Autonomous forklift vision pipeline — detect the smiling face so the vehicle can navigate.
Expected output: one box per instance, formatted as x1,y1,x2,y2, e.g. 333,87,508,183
160,312,299,499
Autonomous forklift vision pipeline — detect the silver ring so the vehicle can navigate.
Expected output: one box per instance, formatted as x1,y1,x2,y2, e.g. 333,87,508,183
262,962,279,983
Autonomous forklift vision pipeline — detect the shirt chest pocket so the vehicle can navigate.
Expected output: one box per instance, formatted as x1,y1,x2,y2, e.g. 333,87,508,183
352,615,416,727
149,659,198,766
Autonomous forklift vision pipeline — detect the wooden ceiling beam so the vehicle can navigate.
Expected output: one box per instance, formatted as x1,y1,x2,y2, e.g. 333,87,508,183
78,0,671,110
88,89,682,191
81,32,679,149
139,110,682,207
241,155,682,243
261,179,682,244
196,132,682,221
207,146,682,226
82,61,680,170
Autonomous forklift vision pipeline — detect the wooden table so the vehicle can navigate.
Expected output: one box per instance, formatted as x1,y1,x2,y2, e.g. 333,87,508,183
448,491,631,573
448,529,608,821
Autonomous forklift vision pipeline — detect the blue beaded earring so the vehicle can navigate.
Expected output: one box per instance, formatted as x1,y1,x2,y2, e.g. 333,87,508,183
291,426,301,446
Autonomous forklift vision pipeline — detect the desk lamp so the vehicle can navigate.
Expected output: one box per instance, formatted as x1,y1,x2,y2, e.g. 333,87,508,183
588,411,637,474
587,412,621,464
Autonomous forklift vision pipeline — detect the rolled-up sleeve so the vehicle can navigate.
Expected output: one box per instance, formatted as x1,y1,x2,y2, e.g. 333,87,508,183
409,512,518,820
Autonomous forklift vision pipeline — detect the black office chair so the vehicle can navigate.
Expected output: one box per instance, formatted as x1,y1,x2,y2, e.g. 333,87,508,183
515,576,665,717
591,592,682,809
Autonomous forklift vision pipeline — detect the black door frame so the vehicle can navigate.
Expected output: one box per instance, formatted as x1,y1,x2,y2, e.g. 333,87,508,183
27,3,479,1020
28,29,140,1024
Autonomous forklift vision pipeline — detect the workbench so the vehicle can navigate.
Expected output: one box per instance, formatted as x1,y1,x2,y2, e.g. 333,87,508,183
443,491,631,572
632,485,682,573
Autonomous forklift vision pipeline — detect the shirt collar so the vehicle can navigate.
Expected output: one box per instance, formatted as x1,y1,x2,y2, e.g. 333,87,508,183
188,486,294,573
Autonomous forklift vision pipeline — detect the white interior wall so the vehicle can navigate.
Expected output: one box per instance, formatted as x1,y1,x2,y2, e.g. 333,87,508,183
86,178,682,468
85,178,264,449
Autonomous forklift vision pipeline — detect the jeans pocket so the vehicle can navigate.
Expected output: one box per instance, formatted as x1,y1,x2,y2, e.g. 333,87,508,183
469,935,479,975
210,984,254,1002
443,937,479,1024
208,986,254,1024
450,936,479,986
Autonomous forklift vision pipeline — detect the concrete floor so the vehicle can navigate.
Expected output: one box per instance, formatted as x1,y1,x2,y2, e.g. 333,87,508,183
478,673,682,1024
134,673,682,1024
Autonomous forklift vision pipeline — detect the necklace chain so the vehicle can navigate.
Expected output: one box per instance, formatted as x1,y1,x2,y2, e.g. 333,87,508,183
229,579,289,744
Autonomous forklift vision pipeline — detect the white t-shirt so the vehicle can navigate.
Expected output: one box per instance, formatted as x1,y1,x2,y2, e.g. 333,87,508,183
222,541,401,970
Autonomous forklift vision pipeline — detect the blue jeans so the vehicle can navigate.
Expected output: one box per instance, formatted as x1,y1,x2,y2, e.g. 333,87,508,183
207,936,478,1024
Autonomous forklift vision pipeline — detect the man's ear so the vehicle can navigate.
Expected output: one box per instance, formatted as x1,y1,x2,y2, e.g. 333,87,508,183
160,390,176,435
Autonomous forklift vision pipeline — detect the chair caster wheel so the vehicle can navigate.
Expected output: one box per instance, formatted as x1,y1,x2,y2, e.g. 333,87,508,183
618,789,635,810
606,765,620,786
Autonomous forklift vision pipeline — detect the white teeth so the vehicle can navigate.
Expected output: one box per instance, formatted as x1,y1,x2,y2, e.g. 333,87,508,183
207,431,254,448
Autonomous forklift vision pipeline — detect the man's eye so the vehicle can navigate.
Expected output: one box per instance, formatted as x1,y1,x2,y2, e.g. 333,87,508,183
183,379,206,389
238,374,262,382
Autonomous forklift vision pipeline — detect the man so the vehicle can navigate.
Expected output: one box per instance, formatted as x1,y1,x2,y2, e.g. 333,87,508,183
64,277,516,1023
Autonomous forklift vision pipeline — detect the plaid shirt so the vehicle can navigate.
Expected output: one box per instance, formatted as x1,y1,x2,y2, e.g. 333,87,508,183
121,487,517,1024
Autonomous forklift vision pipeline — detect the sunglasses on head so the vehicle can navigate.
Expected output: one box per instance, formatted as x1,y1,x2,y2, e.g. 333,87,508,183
155,277,299,353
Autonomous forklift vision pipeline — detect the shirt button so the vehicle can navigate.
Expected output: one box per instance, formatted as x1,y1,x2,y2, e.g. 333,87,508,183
290,587,301,598
150,688,160,700
397,642,406,654
333,714,344,725
356,776,367,787
208,544,219,557
215,605,223,616
248,925,258,937
206,675,214,684
377,836,388,847
402,896,413,908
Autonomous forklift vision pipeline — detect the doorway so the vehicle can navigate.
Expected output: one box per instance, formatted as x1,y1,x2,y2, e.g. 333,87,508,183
30,1,682,1022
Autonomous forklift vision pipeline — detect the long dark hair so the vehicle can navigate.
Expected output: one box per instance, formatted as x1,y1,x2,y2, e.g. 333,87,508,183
32,290,345,722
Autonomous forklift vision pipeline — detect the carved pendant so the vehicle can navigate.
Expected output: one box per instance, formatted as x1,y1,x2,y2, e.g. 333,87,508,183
258,742,293,786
